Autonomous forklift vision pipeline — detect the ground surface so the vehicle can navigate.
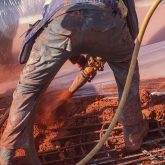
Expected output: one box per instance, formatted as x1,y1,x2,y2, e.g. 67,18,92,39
0,79,165,165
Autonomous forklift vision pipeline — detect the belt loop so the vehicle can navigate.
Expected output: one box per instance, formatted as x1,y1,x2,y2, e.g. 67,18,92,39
118,0,128,18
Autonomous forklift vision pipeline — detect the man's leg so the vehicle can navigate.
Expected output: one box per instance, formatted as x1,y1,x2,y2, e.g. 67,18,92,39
108,59,149,151
0,17,70,164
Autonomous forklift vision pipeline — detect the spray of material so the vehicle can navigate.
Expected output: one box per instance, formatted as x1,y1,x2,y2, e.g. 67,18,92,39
36,56,105,126
36,90,76,126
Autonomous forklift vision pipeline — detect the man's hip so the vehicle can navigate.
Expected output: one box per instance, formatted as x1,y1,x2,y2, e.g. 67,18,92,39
50,6,134,62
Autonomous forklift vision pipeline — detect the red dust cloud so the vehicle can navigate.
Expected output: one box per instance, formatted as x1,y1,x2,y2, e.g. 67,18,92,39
36,90,76,127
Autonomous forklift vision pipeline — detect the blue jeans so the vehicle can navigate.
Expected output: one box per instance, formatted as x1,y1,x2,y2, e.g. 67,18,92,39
0,6,142,149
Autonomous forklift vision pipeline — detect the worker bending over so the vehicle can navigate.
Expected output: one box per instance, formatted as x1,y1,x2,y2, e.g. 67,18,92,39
0,0,148,164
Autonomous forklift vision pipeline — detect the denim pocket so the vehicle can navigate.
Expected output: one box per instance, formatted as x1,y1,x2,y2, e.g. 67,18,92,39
26,44,41,66
80,9,119,32
26,28,48,66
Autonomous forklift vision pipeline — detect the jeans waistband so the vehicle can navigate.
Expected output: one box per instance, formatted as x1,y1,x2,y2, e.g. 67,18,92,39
78,0,119,9
49,0,119,11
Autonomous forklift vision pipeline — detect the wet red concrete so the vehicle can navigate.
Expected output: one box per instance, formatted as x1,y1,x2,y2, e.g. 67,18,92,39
0,80,165,164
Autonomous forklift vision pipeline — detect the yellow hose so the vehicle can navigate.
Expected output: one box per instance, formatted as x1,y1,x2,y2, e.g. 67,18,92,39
76,0,163,164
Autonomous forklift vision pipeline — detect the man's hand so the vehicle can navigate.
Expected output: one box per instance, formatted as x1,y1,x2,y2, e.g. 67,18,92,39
69,55,87,69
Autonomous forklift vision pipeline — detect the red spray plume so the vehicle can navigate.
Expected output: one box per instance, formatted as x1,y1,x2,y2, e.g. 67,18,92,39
36,90,76,127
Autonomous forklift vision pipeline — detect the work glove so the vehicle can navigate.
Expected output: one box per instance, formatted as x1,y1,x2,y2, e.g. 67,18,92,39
69,55,87,69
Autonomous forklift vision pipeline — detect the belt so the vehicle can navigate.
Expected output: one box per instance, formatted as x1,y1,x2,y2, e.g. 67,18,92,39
49,0,127,18
82,0,127,18
49,0,119,10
